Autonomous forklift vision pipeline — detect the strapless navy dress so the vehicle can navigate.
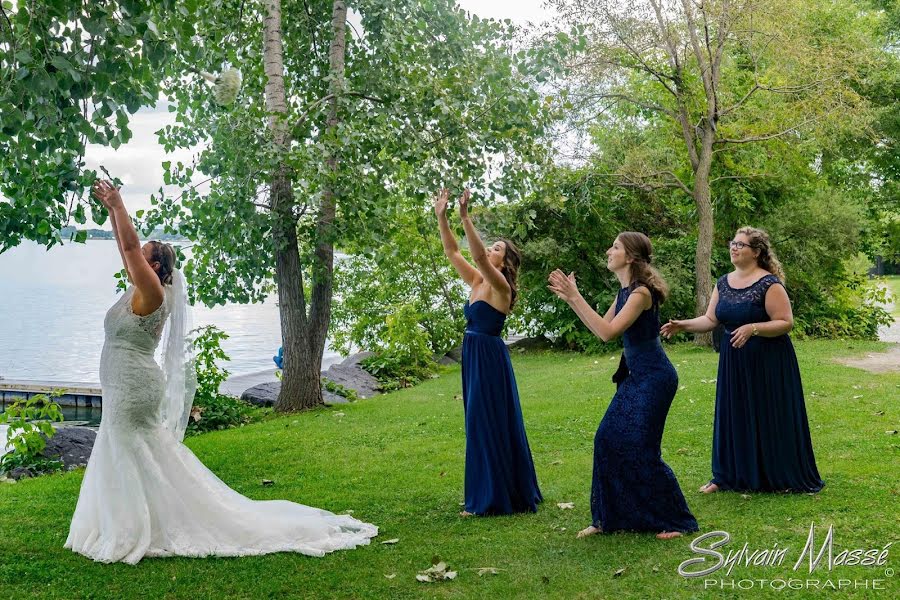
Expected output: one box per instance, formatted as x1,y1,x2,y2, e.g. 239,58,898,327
461,300,542,515
590,286,698,533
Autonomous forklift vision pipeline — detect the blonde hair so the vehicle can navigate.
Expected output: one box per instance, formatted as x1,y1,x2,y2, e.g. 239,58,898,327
736,226,785,283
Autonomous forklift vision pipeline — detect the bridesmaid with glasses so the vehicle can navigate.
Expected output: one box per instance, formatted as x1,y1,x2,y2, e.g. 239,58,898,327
662,227,824,494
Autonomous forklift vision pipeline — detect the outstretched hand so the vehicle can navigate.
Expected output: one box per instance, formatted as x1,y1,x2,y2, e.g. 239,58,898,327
660,320,686,339
547,269,579,303
92,180,124,210
458,188,471,219
433,188,450,219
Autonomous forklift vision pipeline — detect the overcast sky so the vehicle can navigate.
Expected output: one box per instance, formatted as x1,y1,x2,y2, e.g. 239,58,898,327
73,0,554,228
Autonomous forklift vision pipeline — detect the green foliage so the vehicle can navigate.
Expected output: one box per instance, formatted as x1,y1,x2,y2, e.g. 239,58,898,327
186,325,266,435
0,1,172,250
0,392,64,475
760,189,893,338
321,379,360,403
191,325,231,405
355,299,441,391
332,207,467,357
139,0,554,307
359,351,436,392
186,393,263,436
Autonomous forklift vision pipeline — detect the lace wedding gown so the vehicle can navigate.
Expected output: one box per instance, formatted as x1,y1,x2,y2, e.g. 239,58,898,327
65,286,378,564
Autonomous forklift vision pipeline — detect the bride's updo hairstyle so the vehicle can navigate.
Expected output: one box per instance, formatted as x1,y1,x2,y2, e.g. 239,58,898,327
148,241,176,286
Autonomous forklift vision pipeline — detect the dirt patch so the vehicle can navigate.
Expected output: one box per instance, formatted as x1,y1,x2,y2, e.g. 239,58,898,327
835,345,900,373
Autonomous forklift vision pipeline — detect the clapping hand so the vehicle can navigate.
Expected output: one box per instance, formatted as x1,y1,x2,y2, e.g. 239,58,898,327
547,269,579,303
433,188,450,219
92,180,124,210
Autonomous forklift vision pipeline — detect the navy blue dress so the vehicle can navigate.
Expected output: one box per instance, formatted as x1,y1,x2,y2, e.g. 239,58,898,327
461,300,542,515
591,286,698,533
712,274,824,492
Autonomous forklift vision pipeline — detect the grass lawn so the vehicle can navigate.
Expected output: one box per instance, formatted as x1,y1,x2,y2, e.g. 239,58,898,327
1,340,898,599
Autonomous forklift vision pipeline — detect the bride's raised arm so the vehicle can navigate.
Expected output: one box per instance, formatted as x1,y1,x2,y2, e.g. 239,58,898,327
92,180,164,310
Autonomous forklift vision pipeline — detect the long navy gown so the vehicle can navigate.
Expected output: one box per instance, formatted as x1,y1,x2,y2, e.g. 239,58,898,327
711,274,824,492
591,286,698,533
461,300,542,515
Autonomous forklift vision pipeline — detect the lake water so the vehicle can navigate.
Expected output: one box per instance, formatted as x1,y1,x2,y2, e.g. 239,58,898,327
0,240,342,383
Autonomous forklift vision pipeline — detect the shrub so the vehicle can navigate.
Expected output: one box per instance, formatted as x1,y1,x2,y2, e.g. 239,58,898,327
186,325,267,436
0,392,65,476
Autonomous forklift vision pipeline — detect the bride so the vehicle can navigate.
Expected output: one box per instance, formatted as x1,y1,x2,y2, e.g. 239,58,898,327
65,181,377,564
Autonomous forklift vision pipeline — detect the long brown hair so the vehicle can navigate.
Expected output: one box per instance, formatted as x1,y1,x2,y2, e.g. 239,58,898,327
617,231,669,304
736,226,785,283
498,238,521,310
148,241,176,285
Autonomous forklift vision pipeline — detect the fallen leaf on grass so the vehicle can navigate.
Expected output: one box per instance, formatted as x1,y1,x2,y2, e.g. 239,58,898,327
873,410,885,416
381,538,399,545
261,479,275,486
852,395,863,400
740,494,751,500
477,567,500,576
652,565,660,573
614,567,626,577
384,574,396,579
557,502,575,510
416,561,457,583
333,412,345,417
550,460,563,466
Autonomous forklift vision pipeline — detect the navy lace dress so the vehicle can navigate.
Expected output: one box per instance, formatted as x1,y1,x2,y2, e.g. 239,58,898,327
711,274,824,492
461,300,542,515
590,286,698,533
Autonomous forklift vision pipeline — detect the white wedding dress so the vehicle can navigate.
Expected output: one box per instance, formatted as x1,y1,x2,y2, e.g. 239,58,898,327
65,284,377,564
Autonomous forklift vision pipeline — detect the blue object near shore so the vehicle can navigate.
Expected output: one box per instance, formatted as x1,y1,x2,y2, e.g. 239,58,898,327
273,346,284,369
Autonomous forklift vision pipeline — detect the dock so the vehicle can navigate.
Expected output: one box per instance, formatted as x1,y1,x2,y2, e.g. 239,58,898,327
0,380,102,407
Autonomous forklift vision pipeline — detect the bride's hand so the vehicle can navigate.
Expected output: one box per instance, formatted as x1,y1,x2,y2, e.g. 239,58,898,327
92,180,124,210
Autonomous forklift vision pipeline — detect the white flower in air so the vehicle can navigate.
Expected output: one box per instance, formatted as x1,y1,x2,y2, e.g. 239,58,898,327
199,68,242,106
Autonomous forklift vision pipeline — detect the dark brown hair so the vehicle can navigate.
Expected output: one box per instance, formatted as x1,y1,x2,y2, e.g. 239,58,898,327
148,241,176,285
736,226,785,283
617,231,669,304
498,238,521,311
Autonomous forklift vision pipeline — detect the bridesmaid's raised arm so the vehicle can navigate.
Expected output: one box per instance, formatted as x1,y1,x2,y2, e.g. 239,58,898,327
458,188,509,296
434,187,480,286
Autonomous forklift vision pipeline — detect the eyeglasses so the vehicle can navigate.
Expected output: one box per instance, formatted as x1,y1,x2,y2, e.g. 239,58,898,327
729,241,752,250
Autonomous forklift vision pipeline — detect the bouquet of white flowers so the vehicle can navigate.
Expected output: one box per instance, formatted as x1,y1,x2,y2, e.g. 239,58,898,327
199,68,242,106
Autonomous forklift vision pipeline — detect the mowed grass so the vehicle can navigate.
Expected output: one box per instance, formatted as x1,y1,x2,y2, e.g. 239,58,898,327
1,340,898,599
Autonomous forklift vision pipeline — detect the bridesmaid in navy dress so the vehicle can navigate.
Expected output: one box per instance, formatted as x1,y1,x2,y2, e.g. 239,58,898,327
434,187,542,516
549,232,698,540
662,227,823,493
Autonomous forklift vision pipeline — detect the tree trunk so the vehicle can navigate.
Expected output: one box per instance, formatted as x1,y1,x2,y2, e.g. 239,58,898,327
692,132,715,346
263,0,325,410
274,0,348,410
